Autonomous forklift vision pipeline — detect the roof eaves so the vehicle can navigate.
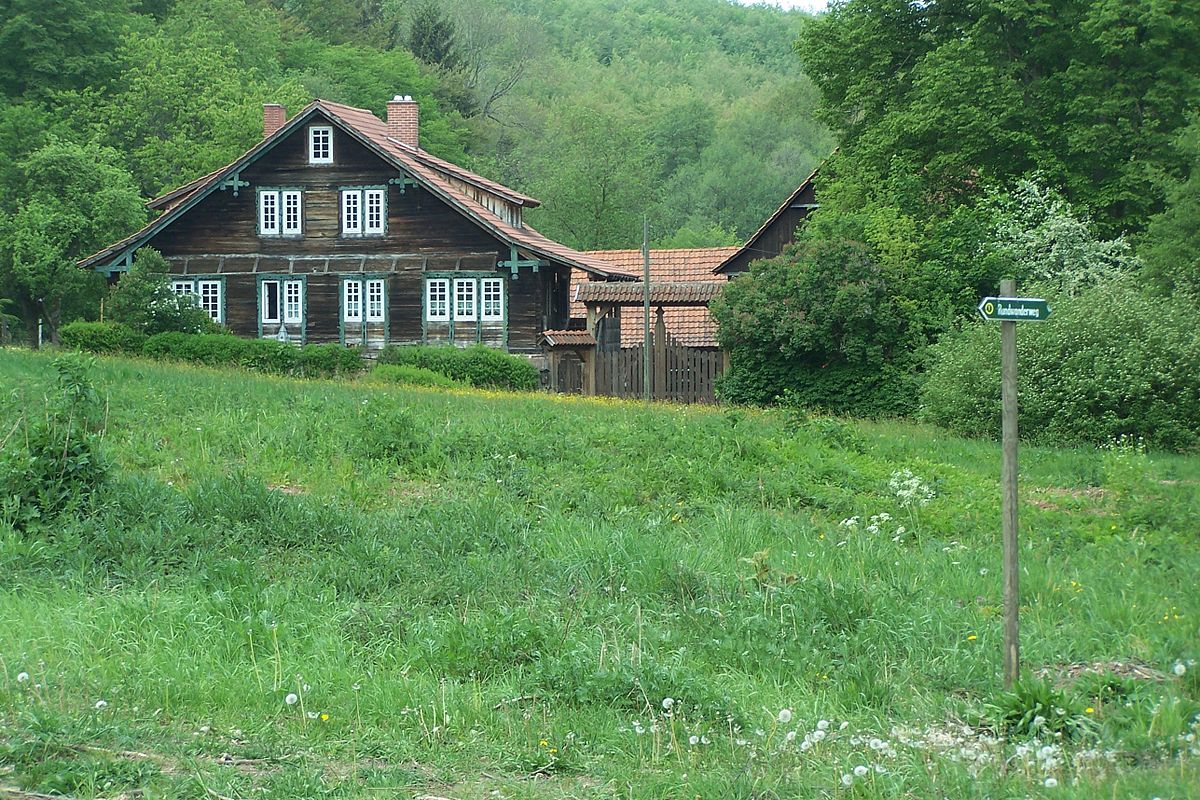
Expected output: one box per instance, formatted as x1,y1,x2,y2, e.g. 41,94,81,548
712,164,822,274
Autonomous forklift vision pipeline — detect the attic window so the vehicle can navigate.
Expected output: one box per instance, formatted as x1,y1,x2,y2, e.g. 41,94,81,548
308,126,333,164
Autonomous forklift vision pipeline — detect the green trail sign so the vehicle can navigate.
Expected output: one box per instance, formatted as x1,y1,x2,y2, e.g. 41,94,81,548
978,296,1051,322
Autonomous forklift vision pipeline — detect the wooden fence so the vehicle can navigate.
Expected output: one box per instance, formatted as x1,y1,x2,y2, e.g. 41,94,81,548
593,342,723,404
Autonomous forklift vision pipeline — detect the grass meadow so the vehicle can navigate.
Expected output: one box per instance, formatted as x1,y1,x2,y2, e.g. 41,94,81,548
1,348,1198,799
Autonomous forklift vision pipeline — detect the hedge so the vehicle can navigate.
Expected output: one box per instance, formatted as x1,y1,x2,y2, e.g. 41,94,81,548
368,364,467,389
60,322,147,355
377,344,538,391
141,333,363,379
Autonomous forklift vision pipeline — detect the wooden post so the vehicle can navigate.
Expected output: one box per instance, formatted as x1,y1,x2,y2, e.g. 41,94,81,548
642,216,651,404
581,346,596,396
1000,277,1020,689
654,307,666,400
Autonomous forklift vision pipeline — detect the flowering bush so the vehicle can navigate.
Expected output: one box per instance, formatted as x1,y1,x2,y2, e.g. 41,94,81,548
105,249,218,335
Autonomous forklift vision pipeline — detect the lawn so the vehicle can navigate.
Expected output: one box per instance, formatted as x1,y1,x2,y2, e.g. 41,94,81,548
1,348,1197,799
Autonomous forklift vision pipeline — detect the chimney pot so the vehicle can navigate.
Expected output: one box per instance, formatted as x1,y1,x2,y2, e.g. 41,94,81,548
386,94,419,148
262,103,287,139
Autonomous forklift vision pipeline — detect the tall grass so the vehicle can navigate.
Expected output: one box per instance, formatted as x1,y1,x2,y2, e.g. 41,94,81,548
1,349,1197,799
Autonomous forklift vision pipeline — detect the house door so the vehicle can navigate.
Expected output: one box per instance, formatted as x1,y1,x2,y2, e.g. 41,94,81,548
342,277,387,349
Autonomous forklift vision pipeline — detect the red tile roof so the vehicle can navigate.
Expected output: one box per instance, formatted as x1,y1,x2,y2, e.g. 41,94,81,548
575,248,736,348
575,281,723,305
81,100,635,280
540,330,597,347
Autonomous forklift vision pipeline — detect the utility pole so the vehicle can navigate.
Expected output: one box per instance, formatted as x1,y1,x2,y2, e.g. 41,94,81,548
642,215,650,404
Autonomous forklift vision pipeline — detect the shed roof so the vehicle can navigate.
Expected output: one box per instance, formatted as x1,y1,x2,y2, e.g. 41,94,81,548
540,330,597,347
712,166,820,274
575,281,723,306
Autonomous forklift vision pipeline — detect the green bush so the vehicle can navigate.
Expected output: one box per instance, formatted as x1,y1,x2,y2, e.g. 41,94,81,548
143,333,362,379
376,344,537,391
59,321,147,354
368,363,466,389
105,248,220,335
920,279,1200,450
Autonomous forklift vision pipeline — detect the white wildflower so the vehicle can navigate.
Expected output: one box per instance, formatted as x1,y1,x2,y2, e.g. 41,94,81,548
688,735,699,746
662,697,675,711
16,672,29,683
1173,661,1187,677
94,700,108,710
1044,777,1058,788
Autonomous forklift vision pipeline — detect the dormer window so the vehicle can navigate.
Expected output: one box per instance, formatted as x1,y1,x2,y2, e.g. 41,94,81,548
308,126,333,164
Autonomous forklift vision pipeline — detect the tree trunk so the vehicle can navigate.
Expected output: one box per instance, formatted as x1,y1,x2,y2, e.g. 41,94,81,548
46,298,63,345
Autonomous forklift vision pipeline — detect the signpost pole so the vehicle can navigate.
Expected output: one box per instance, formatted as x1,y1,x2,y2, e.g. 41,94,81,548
1000,277,1020,690
642,215,651,404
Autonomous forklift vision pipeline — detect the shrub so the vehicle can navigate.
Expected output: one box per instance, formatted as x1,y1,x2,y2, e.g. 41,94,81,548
59,321,146,354
0,355,108,529
376,344,537,391
920,278,1200,450
354,398,427,464
105,248,219,335
368,364,466,389
143,333,363,379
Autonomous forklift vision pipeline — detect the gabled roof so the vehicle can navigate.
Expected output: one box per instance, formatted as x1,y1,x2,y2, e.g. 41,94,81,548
576,247,736,348
712,166,820,274
81,99,633,279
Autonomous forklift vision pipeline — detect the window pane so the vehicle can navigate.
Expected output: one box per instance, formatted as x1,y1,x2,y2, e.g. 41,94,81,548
426,279,449,321
260,191,279,234
283,191,302,235
454,279,477,321
342,190,361,234
344,280,362,321
171,280,195,295
309,127,332,163
262,281,280,323
481,278,503,320
365,189,385,233
198,281,221,323
284,281,303,323
366,279,384,321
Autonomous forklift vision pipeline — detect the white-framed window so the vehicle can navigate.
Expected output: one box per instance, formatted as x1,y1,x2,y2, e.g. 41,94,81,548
426,278,449,321
261,280,281,324
481,277,504,321
364,189,386,234
453,278,477,322
197,280,223,323
341,190,361,234
284,280,303,324
259,190,278,235
170,279,196,296
308,126,333,164
343,279,362,323
259,189,302,236
366,279,385,322
340,187,386,235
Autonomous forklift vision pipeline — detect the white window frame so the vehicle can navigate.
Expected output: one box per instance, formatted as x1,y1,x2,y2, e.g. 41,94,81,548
365,278,385,322
341,189,361,235
284,280,303,325
197,280,223,324
170,279,196,296
426,278,450,322
343,279,362,323
259,190,279,235
261,279,281,324
259,189,302,237
481,277,504,321
282,190,303,236
453,278,477,322
364,188,386,235
340,187,386,236
308,126,333,165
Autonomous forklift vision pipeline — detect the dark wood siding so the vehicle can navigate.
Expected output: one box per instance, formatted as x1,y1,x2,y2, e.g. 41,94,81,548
722,181,817,275
144,110,559,352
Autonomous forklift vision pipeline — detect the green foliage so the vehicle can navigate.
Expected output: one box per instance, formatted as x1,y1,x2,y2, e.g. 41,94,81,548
920,279,1200,451
0,355,108,529
367,363,466,389
377,344,537,391
353,398,428,465
59,322,147,355
408,0,462,71
985,679,1096,740
143,332,363,378
1141,115,1200,297
712,239,917,415
105,249,217,335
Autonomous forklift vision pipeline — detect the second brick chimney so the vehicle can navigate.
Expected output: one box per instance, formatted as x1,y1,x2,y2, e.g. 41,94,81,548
263,104,287,139
386,95,419,149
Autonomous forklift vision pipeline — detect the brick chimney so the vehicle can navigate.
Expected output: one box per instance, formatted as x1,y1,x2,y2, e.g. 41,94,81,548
386,95,419,148
263,104,287,138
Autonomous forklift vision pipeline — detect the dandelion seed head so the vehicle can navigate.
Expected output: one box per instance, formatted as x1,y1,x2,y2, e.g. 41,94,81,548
777,708,793,724
16,672,29,683
688,735,699,746
785,730,797,742
853,765,869,777
1174,661,1187,677
841,773,853,786
817,719,830,731
285,693,298,705
94,700,108,710
662,697,675,710
1044,777,1058,788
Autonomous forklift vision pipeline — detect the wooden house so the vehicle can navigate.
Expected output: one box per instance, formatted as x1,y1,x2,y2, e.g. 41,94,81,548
79,98,633,355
